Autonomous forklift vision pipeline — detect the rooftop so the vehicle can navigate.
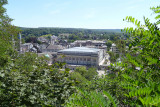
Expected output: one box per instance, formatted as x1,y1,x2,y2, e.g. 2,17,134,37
74,40,105,43
112,43,116,47
46,44,63,50
58,47,101,56
22,43,33,46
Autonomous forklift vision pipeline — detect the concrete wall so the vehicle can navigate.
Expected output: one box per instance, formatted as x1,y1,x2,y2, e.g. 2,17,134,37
57,55,98,66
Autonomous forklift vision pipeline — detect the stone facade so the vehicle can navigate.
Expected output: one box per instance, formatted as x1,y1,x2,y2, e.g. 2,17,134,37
57,47,105,67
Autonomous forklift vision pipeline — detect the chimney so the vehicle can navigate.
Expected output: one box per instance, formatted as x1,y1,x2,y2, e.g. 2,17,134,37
19,33,22,53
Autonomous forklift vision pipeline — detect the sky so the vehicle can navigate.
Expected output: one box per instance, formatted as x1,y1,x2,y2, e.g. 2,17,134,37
5,0,160,29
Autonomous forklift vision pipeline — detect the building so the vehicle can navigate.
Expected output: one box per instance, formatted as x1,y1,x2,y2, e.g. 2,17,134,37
110,43,119,54
51,35,58,42
37,37,49,43
21,43,37,53
57,47,106,67
42,44,64,52
71,40,106,47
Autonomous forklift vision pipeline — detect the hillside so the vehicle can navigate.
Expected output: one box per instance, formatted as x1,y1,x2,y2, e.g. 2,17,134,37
20,27,122,38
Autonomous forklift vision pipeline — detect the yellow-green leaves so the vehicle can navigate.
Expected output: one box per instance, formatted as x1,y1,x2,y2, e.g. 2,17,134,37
151,6,160,24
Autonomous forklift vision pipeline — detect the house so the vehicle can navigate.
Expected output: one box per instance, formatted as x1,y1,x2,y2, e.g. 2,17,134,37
110,43,119,54
37,37,49,43
42,44,64,53
51,35,58,42
21,43,37,53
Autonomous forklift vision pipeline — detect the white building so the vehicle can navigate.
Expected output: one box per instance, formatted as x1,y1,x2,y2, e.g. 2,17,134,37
57,47,106,67
71,40,106,47
110,43,119,54
21,43,37,53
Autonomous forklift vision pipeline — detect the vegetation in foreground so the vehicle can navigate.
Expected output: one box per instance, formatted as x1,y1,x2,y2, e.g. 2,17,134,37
0,0,160,106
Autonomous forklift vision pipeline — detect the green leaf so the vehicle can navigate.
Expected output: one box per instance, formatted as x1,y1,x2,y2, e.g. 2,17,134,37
103,91,117,107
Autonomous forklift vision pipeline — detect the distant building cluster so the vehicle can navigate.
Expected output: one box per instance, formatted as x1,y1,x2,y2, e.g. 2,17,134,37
70,40,107,50
19,33,121,70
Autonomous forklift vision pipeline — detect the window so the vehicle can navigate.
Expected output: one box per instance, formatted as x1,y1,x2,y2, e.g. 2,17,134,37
87,58,91,61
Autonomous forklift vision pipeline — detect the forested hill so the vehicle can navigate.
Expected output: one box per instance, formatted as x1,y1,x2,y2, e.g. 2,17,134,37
20,27,122,38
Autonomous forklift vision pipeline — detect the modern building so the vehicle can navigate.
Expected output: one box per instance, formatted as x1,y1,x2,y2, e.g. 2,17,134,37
57,47,106,67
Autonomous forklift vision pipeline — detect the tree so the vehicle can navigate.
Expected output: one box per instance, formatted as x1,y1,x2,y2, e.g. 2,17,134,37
75,66,87,76
84,67,98,80
106,40,112,51
0,53,75,106
25,36,38,43
0,0,19,67
115,40,126,55
108,51,119,63
74,66,98,81
104,5,160,106
0,1,75,106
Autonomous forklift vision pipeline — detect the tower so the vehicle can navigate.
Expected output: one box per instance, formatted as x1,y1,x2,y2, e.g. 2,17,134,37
19,33,22,53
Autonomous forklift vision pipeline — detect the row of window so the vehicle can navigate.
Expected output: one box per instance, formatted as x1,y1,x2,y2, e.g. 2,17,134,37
66,61,97,65
64,57,96,62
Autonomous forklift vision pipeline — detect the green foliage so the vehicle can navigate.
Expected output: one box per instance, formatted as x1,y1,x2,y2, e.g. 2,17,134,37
103,5,160,106
25,36,39,43
0,53,75,106
70,72,88,87
108,51,119,63
106,40,112,51
40,34,52,37
0,0,20,68
75,66,87,76
115,40,126,54
1,0,160,106
103,91,117,107
74,66,98,81
151,6,160,24
0,1,75,106
65,89,112,107
70,67,98,89
85,67,97,80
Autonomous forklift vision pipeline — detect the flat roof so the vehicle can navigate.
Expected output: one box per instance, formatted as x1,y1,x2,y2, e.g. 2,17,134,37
58,47,101,56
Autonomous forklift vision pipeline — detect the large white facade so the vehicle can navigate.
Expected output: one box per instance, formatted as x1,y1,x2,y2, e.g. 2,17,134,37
57,47,105,67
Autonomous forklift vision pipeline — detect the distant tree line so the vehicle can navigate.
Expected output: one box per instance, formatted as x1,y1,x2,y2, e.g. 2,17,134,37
20,27,129,43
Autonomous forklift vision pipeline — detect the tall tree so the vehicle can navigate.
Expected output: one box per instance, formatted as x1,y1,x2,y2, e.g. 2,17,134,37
0,1,75,106
0,0,19,67
106,5,160,106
